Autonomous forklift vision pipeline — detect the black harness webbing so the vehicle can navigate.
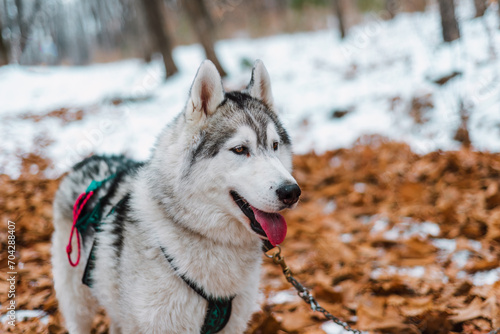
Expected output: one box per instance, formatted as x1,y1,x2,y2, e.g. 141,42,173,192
160,247,234,334
79,172,130,288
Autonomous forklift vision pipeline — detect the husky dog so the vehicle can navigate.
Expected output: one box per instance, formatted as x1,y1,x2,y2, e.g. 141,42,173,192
52,60,301,334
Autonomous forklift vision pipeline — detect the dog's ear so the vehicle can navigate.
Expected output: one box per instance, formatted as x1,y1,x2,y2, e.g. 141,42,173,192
186,60,224,124
247,59,274,108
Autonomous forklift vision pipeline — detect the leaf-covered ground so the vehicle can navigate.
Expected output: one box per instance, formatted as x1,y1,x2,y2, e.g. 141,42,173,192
1,137,500,333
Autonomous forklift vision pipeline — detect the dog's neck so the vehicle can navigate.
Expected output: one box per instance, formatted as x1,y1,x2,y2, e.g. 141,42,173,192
132,170,263,297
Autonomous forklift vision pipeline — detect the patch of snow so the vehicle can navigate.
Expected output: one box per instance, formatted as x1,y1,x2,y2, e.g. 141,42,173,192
472,268,500,286
323,200,337,214
452,250,471,269
432,238,457,253
0,310,48,324
372,265,448,282
268,290,298,304
354,182,366,193
371,265,426,279
382,228,398,241
382,220,440,241
369,216,440,241
0,59,164,116
371,218,389,234
360,216,372,225
432,239,479,268
468,240,482,252
329,156,342,168
322,321,365,334
457,271,467,280
406,221,441,238
340,233,353,243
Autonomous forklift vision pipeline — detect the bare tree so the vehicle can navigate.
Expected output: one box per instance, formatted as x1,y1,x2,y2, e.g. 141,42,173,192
333,0,347,39
120,0,153,61
141,0,178,78
0,15,9,65
15,0,28,52
0,38,8,65
183,0,227,77
473,0,487,18
385,0,398,19
13,0,41,63
438,0,460,42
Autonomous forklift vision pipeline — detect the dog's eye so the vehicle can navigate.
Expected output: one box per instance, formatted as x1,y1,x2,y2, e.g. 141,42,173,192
231,146,249,155
273,142,279,151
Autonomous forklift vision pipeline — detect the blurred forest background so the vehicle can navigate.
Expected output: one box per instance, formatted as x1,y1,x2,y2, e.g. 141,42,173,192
3,0,490,67
1,0,500,333
0,0,434,67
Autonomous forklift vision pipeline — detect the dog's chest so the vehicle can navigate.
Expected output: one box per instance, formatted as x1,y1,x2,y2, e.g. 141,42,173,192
92,230,262,333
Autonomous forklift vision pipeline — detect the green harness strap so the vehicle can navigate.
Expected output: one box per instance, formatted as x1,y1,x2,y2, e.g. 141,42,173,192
81,194,128,288
75,174,117,235
78,174,118,287
201,300,233,334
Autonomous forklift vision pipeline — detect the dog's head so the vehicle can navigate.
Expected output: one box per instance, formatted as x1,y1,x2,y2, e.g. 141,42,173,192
156,60,300,246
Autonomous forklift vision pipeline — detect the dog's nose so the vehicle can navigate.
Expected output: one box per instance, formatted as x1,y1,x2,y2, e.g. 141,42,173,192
276,183,301,206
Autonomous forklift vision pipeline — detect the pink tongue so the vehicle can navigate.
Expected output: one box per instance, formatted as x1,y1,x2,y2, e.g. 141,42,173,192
251,208,287,246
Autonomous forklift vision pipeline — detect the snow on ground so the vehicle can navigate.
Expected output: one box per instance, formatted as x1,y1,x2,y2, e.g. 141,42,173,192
1,2,499,179
322,321,365,334
0,310,49,325
370,217,441,240
470,268,500,286
267,290,299,305
362,214,499,286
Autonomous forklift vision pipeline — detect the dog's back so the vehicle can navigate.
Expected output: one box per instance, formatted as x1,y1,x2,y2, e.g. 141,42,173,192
51,155,142,333
53,155,141,223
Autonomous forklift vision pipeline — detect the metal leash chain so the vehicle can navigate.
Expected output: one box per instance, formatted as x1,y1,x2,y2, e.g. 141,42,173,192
267,246,500,334
266,246,363,334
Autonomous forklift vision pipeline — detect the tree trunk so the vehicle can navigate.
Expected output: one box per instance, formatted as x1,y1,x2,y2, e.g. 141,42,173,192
183,0,227,77
0,36,8,66
385,0,398,19
474,0,487,17
13,0,42,64
15,0,28,52
438,0,460,42
141,0,178,78
333,0,347,39
0,15,10,65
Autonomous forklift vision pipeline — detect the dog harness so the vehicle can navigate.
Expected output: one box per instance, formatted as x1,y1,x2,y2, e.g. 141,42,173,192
66,173,118,270
160,247,234,334
68,175,234,334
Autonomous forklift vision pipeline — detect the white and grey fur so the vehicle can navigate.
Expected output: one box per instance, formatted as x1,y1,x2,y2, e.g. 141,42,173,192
52,60,300,334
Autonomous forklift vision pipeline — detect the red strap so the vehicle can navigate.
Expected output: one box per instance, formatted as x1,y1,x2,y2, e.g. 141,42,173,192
66,191,94,267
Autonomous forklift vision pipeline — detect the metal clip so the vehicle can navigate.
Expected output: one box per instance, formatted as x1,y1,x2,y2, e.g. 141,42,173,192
308,295,318,311
267,246,293,278
264,245,281,258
